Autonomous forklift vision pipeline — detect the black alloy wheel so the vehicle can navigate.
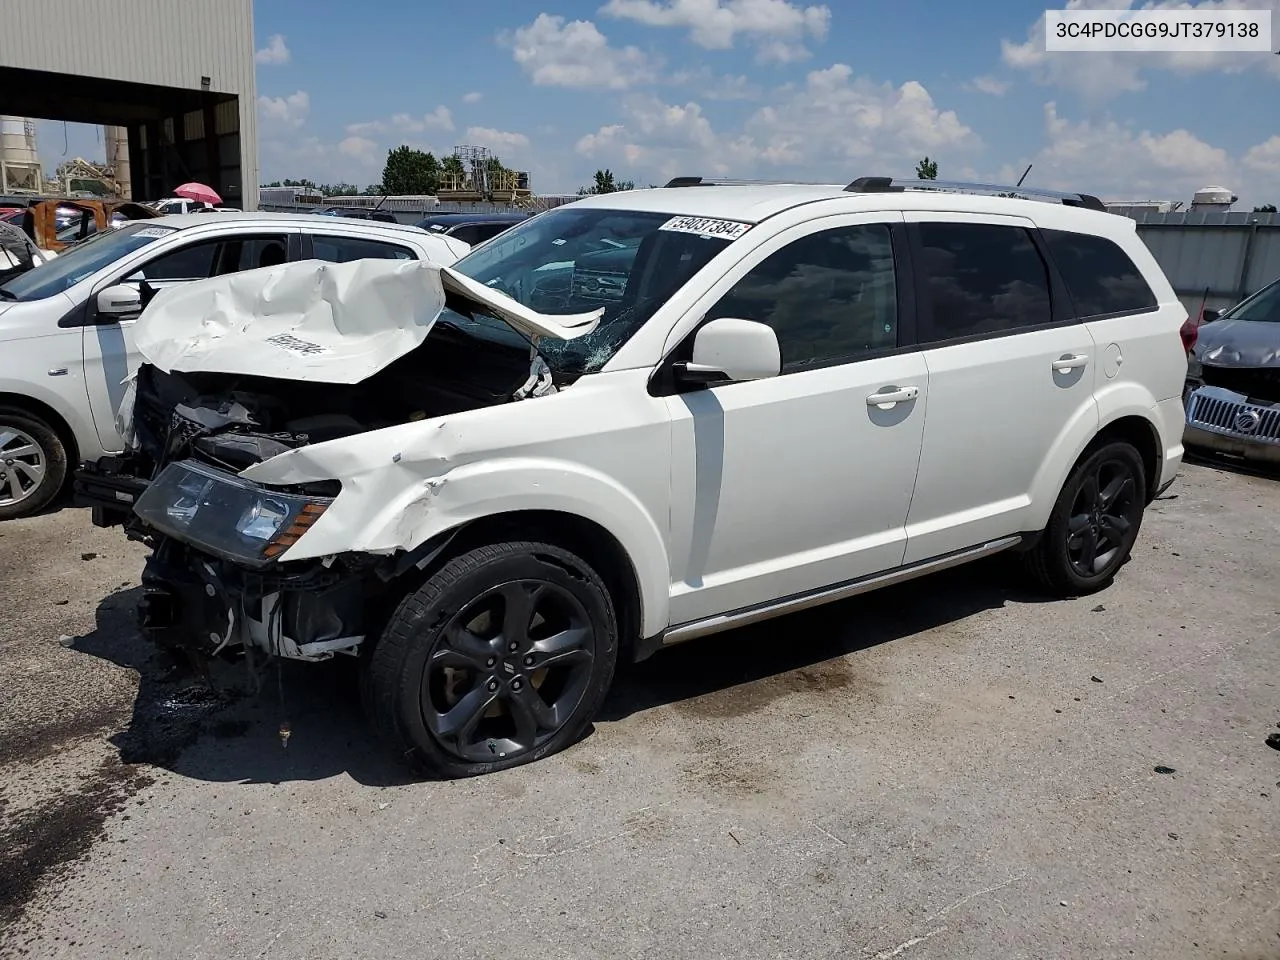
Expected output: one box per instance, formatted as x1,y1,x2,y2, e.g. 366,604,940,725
367,541,618,778
1065,456,1140,578
1025,440,1147,596
423,579,597,763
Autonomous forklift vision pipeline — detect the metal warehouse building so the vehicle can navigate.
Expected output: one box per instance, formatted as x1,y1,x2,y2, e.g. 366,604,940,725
0,0,258,209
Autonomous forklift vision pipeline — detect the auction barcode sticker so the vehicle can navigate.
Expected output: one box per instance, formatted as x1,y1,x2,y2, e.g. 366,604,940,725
660,216,752,240
1045,8,1272,52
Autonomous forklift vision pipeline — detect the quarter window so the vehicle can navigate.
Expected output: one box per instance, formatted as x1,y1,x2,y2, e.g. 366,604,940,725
312,235,415,262
916,222,1052,341
1042,229,1157,318
706,224,899,372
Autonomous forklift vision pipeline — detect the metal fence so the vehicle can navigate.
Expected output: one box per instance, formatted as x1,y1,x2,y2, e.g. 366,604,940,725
1130,210,1279,317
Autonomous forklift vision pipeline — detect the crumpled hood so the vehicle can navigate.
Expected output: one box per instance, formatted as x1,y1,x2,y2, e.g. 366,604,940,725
1194,317,1280,368
134,257,603,384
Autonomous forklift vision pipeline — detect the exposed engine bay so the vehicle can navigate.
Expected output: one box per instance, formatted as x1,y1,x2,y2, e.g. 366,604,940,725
75,256,601,665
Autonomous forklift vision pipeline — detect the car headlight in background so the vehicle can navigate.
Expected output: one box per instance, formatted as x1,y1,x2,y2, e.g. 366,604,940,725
133,459,332,567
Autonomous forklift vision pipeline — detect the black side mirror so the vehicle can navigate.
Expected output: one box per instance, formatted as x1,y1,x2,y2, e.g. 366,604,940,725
1201,309,1220,323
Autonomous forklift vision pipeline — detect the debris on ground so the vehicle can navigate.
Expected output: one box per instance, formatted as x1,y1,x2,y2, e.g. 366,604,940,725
1265,733,1280,752
1154,765,1177,775
80,552,97,561
1090,676,1103,683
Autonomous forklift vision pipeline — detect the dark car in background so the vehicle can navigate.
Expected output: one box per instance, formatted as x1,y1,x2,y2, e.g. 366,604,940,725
413,211,530,246
1183,274,1280,466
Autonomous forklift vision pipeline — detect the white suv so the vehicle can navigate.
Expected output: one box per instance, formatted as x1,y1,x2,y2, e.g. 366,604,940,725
84,178,1187,778
0,213,468,518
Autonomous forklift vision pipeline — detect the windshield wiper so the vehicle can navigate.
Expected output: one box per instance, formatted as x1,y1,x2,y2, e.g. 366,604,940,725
0,288,17,300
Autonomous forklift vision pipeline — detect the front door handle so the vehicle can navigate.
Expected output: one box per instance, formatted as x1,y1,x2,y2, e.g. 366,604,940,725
1052,354,1089,372
867,385,920,406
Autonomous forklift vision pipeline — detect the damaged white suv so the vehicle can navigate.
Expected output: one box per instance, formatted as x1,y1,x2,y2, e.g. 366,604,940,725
79,177,1188,778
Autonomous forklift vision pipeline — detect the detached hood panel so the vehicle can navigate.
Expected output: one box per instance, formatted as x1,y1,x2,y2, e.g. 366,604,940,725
134,257,603,384
1194,318,1280,369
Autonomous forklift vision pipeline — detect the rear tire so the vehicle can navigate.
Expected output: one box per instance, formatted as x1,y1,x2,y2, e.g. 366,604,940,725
366,541,618,778
0,407,67,521
1025,440,1147,597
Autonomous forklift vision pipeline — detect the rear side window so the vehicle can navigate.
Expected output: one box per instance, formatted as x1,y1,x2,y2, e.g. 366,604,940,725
915,223,1052,342
312,234,415,262
1042,229,1158,319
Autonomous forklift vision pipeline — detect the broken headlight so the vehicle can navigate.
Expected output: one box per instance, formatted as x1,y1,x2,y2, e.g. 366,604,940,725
133,459,331,567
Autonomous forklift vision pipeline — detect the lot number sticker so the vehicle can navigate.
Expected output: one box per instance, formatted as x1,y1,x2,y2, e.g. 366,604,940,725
133,227,177,238
659,216,751,240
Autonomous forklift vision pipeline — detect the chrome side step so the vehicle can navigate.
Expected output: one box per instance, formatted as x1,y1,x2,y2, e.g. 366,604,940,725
661,535,1024,646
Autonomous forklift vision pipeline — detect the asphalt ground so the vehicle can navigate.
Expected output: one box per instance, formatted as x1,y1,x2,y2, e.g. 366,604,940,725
1,459,1277,959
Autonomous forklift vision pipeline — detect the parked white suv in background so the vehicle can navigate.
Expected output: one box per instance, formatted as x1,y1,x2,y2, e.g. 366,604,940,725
82,177,1187,778
0,213,469,518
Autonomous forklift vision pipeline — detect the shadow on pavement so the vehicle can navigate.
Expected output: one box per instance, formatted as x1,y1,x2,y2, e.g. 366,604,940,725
603,556,1049,721
67,556,1049,786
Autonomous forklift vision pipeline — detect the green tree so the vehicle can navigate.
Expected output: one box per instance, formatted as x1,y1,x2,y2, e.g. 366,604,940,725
579,168,635,195
381,146,441,195
319,182,359,196
441,154,466,188
364,183,384,195
1254,203,1277,213
915,157,938,180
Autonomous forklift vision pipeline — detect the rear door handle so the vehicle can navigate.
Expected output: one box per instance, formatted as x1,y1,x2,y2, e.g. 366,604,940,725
866,385,919,406
1052,354,1089,372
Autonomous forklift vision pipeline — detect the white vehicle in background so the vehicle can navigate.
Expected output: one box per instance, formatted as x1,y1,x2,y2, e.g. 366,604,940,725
0,213,469,519
84,176,1188,779
150,198,231,216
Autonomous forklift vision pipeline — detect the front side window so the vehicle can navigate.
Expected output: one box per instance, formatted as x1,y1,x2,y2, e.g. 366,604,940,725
312,235,415,262
706,224,899,372
129,238,220,281
1042,229,1157,318
445,207,740,375
0,223,177,301
916,222,1052,342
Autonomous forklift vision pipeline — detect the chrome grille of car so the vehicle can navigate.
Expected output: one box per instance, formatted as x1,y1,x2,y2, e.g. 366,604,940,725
1187,386,1280,444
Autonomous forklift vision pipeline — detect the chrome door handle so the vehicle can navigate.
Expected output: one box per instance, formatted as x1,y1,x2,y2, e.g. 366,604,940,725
48,368,68,377
866,385,919,406
1052,354,1089,372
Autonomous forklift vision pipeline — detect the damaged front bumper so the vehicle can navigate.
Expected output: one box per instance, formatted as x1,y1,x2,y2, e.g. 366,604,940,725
1183,384,1280,465
139,537,371,662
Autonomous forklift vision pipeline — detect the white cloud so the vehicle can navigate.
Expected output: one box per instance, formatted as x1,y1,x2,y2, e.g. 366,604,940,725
257,90,309,128
992,102,1233,202
462,91,484,103
1001,0,1280,98
505,13,659,89
338,136,379,162
255,34,290,65
574,70,977,184
344,106,455,138
670,68,763,99
601,0,830,61
1243,136,1280,174
966,75,1010,96
465,126,530,153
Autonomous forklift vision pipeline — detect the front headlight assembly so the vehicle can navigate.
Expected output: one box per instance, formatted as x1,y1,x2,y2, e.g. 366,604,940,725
133,460,332,567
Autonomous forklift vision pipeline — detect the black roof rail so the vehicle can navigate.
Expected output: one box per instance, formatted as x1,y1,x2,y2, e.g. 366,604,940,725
844,176,1107,212
663,176,836,188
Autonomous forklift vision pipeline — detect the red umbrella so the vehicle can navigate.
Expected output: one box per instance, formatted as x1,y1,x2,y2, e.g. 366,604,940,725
172,182,222,205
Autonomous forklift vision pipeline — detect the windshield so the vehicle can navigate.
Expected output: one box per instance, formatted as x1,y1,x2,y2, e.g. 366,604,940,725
1225,278,1280,324
0,223,176,302
444,207,741,375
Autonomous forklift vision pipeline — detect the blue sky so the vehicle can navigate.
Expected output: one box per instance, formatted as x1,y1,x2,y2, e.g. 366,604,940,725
39,0,1280,205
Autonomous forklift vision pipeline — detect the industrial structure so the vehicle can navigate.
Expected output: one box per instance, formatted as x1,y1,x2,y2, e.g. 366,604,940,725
0,0,258,208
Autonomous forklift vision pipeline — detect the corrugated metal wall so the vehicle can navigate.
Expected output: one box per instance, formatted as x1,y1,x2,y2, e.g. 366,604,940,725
0,0,254,94
1133,211,1280,315
0,0,258,208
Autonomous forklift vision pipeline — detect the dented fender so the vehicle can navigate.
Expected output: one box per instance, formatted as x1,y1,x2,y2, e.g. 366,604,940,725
240,378,675,637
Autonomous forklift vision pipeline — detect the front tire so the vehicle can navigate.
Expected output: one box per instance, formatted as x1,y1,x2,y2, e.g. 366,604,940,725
0,407,67,521
1025,440,1147,597
366,541,618,778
